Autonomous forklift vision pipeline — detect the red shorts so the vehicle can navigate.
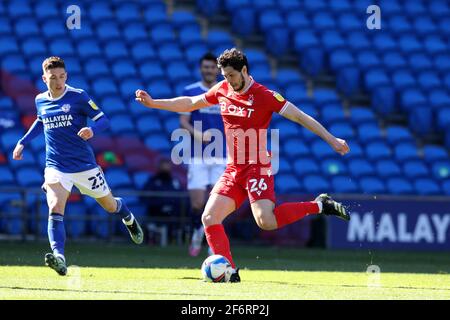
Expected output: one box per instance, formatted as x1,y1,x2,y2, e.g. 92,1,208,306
211,163,276,209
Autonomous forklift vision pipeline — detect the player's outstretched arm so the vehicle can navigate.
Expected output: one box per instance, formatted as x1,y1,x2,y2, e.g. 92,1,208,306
13,118,44,160
135,89,210,113
281,102,350,156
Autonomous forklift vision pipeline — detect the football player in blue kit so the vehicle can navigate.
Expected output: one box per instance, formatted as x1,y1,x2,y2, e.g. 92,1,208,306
179,53,226,257
12,57,144,276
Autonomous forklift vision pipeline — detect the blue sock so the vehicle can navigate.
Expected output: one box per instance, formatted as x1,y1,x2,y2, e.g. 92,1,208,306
48,213,66,260
114,198,133,223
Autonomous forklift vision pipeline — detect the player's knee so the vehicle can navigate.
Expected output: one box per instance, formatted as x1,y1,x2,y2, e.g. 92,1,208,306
48,200,65,214
256,218,277,231
201,212,219,227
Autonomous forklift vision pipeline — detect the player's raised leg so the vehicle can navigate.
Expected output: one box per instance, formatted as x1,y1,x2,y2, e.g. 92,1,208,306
96,193,144,244
44,182,70,276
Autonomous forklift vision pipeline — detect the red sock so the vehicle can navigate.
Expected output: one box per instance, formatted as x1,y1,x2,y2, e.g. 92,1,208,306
274,202,320,229
204,224,236,269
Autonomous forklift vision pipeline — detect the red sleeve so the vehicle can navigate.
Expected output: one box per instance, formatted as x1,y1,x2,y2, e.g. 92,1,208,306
263,89,289,113
203,81,224,105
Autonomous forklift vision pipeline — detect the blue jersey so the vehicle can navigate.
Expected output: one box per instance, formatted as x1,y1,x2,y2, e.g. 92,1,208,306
35,85,104,173
182,82,225,158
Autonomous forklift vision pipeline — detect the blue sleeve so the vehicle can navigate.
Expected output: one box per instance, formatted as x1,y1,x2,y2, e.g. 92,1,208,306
90,114,110,135
18,119,43,145
79,90,104,120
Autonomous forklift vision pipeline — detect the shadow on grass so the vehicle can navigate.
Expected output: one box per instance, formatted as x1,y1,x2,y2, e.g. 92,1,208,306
0,241,449,275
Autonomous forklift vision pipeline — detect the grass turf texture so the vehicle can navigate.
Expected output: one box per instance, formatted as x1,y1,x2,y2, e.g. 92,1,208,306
0,242,449,300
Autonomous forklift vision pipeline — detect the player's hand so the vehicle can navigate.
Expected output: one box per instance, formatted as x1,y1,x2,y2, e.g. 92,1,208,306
135,89,153,107
330,137,350,156
12,143,24,160
78,127,94,140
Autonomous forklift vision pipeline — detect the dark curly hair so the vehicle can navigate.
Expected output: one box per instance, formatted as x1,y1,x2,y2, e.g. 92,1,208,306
217,48,249,73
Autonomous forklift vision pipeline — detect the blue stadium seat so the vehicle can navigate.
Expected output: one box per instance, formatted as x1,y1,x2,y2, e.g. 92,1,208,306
336,66,360,97
321,104,346,125
359,177,386,194
119,79,144,99
303,175,330,194
431,161,450,180
284,84,309,104
277,158,292,174
77,39,103,58
405,1,427,17
88,2,114,21
112,61,137,78
68,75,89,91
275,69,303,89
184,43,210,65
115,2,141,23
166,62,192,84
69,21,95,41
101,97,127,115
0,166,15,186
1,129,24,151
331,176,359,193
206,30,234,49
414,16,438,37
123,23,149,43
349,107,376,125
312,12,336,30
92,78,118,96
84,58,110,78
147,80,173,98
408,53,433,73
357,51,382,70
408,106,433,135
338,13,360,31
272,120,300,139
65,205,88,238
178,25,203,47
403,160,430,179
49,39,75,57
364,70,390,92
387,178,414,195
34,1,59,20
382,52,407,71
311,140,336,159
158,44,184,63
196,0,221,16
253,0,276,12
375,160,402,179
139,61,165,81
14,18,40,38
286,10,310,30
151,24,176,44
345,140,364,159
429,89,450,111
294,30,324,76
163,116,180,134
385,126,414,145
104,41,129,61
414,178,441,195
96,21,122,42
399,34,423,54
346,32,371,51
41,19,67,38
104,168,133,189
171,10,198,30
225,0,251,13
136,114,163,135
1,54,27,73
357,123,382,143
144,6,168,25
293,158,320,176
282,138,310,159
329,50,354,72
328,122,355,140
434,54,450,74
321,30,346,52
259,10,284,32
388,16,412,34
372,34,398,52
313,89,339,106
348,159,375,178
424,35,447,56
232,7,256,38
64,57,82,75
394,143,419,162
275,174,302,194
108,114,135,135
133,171,151,190
417,71,442,91
144,133,172,153
321,159,347,176
365,142,392,161
8,0,32,18
279,0,302,13
8,150,36,170
423,145,449,164
16,167,42,187
429,1,450,18
131,42,157,61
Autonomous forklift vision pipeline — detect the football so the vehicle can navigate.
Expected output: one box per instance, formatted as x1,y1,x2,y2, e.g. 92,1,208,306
201,254,233,283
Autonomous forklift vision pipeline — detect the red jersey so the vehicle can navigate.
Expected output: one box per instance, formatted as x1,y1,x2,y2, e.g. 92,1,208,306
202,77,289,165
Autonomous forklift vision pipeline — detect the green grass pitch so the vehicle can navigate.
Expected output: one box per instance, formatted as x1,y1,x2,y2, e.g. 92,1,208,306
0,242,449,300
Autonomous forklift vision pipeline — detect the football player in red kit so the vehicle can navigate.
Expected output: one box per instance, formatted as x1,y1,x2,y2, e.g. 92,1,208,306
135,48,350,282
